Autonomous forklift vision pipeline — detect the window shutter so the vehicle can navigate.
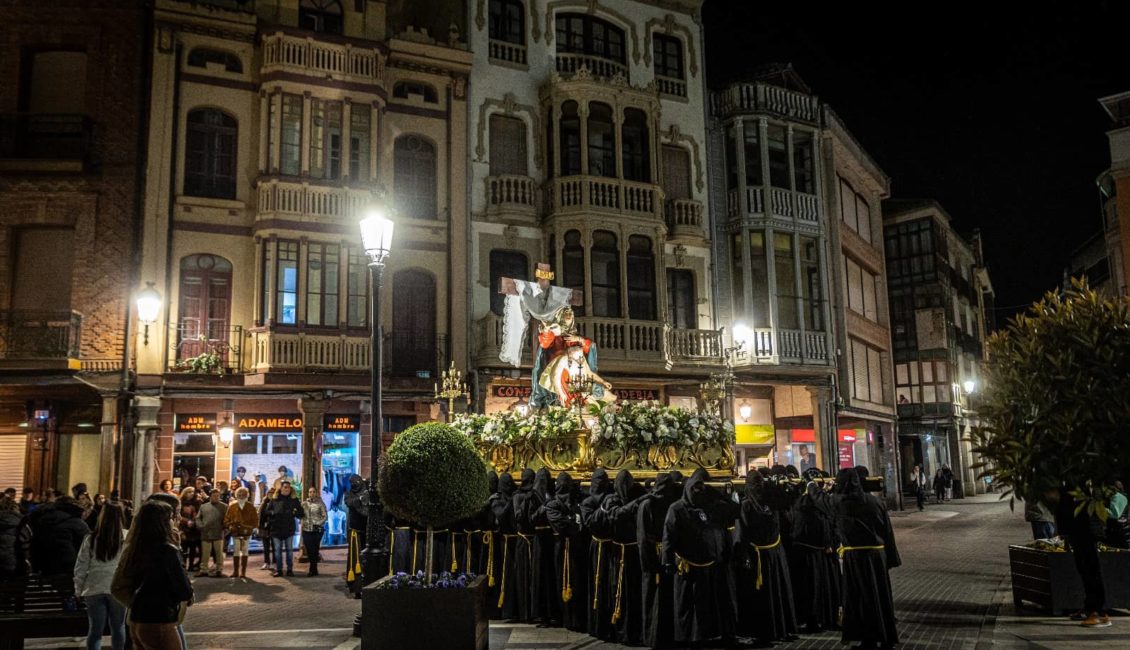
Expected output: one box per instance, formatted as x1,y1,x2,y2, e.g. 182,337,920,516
0,436,26,491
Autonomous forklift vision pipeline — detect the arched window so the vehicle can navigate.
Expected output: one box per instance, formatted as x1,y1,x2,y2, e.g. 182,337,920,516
489,250,528,315
391,270,437,376
555,14,625,64
627,235,655,320
394,135,437,219
587,102,614,178
392,82,438,103
621,108,649,182
299,0,343,34
185,109,237,200
489,115,528,176
187,48,243,73
591,230,620,317
177,254,233,365
559,101,581,176
562,230,585,316
489,0,524,45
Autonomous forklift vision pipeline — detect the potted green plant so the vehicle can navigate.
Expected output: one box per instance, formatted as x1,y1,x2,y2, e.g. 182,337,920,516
363,422,490,650
970,281,1130,611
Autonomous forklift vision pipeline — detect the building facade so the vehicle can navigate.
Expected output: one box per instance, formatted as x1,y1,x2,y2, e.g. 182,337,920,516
1098,91,1130,297
883,200,994,496
466,1,723,417
0,0,147,495
131,0,471,514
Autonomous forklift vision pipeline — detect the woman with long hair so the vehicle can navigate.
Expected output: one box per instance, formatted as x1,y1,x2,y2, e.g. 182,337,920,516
114,500,193,649
74,503,127,650
258,487,276,571
177,487,200,571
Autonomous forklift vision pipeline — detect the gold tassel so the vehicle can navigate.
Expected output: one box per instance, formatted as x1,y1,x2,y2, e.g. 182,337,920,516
411,530,419,574
611,544,626,624
388,529,395,575
347,530,357,582
562,538,572,603
497,536,509,609
451,531,458,572
592,540,604,611
465,533,472,574
484,532,495,587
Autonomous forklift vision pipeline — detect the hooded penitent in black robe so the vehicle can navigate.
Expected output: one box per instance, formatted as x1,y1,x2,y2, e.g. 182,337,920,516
582,468,616,640
737,472,798,643
409,520,451,578
638,471,682,649
788,481,842,632
662,468,740,645
546,472,589,633
592,470,647,646
482,472,502,618
510,468,538,623
495,470,534,621
344,474,368,595
526,468,560,624
455,470,495,576
387,514,414,575
835,468,900,648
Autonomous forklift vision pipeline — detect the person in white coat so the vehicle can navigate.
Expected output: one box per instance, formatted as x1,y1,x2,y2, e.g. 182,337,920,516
74,502,127,650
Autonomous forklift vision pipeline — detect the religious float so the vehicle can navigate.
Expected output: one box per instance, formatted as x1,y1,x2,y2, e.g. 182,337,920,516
458,266,736,479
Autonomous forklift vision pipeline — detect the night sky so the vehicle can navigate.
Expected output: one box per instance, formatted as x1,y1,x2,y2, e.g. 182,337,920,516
703,1,1130,322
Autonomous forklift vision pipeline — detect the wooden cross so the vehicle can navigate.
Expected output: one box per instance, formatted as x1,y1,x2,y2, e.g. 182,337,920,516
498,262,584,306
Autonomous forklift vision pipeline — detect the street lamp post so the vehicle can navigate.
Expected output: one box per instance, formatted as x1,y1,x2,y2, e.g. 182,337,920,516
358,209,394,591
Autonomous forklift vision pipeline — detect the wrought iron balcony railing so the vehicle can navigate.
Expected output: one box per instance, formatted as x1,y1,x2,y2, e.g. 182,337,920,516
0,114,93,162
166,324,244,374
0,310,82,361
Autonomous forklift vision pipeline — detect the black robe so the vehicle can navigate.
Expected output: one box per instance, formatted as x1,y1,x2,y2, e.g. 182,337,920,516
481,472,502,618
662,468,740,645
409,522,451,577
489,473,524,620
526,468,559,624
501,470,535,622
737,473,798,642
788,487,842,631
387,515,414,575
582,468,616,640
546,472,590,633
592,470,647,646
834,469,900,647
638,472,681,649
344,476,368,594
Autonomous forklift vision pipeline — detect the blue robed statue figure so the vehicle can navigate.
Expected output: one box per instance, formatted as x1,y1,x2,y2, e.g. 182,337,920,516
497,263,615,409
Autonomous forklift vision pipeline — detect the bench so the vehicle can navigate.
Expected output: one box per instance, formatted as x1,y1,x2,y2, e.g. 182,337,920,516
0,575,89,650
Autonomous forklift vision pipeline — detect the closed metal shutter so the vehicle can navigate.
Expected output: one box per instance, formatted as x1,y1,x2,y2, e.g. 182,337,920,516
0,435,28,489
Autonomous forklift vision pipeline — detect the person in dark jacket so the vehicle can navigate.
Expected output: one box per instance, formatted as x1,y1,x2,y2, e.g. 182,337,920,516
0,498,28,578
28,495,90,577
344,474,368,595
835,468,900,649
662,468,740,648
545,472,588,633
638,471,681,649
592,469,647,646
737,471,798,646
114,500,193,649
265,481,304,577
788,481,841,632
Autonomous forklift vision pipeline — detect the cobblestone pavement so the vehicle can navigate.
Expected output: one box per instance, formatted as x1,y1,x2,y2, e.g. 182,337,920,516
26,494,1128,649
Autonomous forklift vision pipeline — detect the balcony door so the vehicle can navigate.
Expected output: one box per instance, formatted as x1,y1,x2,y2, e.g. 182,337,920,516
177,254,232,364
391,270,436,376
662,145,691,221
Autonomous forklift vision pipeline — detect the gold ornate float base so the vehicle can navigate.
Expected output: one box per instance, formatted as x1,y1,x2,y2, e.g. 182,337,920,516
477,430,735,480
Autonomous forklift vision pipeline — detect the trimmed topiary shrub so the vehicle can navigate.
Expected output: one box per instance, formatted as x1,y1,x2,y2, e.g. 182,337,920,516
378,422,490,529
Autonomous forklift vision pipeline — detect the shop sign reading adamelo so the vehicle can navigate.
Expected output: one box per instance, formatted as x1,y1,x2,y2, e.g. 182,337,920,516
235,414,303,433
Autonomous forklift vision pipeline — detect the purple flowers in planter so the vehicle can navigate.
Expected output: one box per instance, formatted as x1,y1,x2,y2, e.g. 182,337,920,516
381,570,477,590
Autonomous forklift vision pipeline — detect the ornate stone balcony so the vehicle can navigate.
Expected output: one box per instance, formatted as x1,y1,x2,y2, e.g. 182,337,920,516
713,81,820,124
261,32,384,84
249,329,448,379
485,174,537,220
656,75,687,99
489,39,527,66
256,179,377,223
667,198,705,238
547,175,663,223
555,53,628,81
726,186,819,223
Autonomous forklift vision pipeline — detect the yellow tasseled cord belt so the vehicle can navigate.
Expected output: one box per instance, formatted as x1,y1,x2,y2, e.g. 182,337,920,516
794,541,826,552
838,544,885,559
751,535,782,590
411,530,419,574
611,541,639,624
591,536,611,610
387,530,394,575
654,543,663,584
450,531,458,572
498,534,522,608
561,537,573,603
463,529,479,573
347,529,361,582
675,553,714,575
482,531,496,587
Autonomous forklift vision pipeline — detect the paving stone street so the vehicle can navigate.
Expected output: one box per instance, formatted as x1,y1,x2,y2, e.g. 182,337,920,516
27,494,1128,649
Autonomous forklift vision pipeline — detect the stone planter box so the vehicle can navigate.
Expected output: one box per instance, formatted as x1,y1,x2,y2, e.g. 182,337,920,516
1009,544,1130,614
361,574,488,650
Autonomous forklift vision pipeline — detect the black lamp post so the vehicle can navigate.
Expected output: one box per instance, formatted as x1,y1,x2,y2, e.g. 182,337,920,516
359,208,394,589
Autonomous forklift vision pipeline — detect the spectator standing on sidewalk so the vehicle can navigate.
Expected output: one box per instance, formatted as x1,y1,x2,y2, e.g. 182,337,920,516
1054,485,1111,628
258,488,276,571
1024,499,1056,540
178,487,201,572
933,470,947,504
265,481,304,577
195,489,227,577
909,465,927,511
300,487,327,577
74,502,127,650
224,487,258,579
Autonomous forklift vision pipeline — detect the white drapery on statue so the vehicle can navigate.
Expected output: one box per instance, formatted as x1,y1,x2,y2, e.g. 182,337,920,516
499,279,575,366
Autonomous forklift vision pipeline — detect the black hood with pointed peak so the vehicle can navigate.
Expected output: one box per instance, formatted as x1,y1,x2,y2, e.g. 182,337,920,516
683,467,711,506
554,472,574,499
745,470,765,501
836,468,863,496
518,468,535,491
613,469,635,502
488,471,499,495
498,472,517,497
590,468,612,497
653,472,680,501
534,468,552,498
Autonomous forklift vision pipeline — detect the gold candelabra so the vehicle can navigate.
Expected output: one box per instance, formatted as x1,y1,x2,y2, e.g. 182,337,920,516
434,361,468,423
564,365,594,416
